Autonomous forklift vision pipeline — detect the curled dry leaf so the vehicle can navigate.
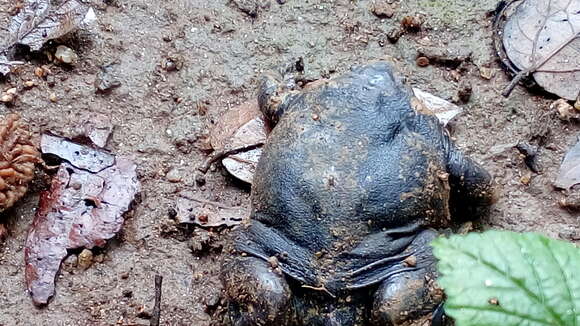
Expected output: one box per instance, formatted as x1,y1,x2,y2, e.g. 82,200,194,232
201,99,268,182
0,0,96,75
25,135,139,306
175,191,248,227
555,136,580,190
412,88,464,126
0,114,40,211
495,0,580,99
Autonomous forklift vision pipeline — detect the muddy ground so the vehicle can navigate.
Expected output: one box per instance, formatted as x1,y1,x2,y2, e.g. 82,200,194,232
0,0,578,325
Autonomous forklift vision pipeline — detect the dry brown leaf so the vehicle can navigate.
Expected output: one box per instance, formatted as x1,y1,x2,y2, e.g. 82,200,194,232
200,100,268,177
497,0,580,99
210,99,262,150
555,136,580,190
26,134,139,306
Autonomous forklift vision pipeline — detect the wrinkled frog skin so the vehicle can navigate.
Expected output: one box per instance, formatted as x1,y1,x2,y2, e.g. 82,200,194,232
221,62,495,326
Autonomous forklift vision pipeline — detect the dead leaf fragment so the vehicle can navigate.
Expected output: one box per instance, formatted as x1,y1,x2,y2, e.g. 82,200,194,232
26,134,139,306
412,88,464,126
175,192,248,227
8,0,94,51
25,159,139,306
41,133,114,172
555,136,580,190
210,99,262,150
496,0,580,99
201,99,269,180
81,114,113,148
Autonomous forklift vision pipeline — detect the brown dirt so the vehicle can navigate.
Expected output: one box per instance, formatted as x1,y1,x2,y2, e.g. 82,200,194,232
0,0,578,325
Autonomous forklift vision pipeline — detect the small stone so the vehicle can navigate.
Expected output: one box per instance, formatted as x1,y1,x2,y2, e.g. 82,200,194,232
416,56,430,67
6,88,17,96
370,2,395,19
166,168,183,183
403,255,417,267
401,15,422,32
0,94,14,103
552,99,578,120
34,67,47,78
49,93,58,103
520,172,531,185
24,81,36,89
575,96,580,111
267,256,279,268
95,65,121,93
78,249,94,270
55,45,79,64
120,271,130,279
162,58,179,72
479,67,494,80
46,75,56,87
62,254,78,271
122,289,133,298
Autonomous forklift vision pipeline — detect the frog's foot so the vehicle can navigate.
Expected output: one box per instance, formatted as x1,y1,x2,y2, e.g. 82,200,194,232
222,256,294,326
370,229,444,326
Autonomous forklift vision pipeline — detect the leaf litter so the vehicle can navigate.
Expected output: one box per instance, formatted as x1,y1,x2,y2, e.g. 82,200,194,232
0,0,96,75
555,135,580,190
495,0,580,100
25,134,139,306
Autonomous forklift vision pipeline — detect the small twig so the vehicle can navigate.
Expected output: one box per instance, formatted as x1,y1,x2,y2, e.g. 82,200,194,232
501,71,527,97
301,284,336,298
197,143,263,173
151,275,163,326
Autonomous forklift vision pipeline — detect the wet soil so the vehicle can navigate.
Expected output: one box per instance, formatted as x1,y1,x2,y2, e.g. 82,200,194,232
0,0,578,325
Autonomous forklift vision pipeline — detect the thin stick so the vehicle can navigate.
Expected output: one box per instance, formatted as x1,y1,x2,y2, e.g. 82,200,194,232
151,275,163,326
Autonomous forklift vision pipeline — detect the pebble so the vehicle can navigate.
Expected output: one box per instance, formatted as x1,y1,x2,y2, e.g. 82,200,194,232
24,81,36,89
0,94,14,103
62,254,78,271
166,168,183,183
403,255,417,267
78,249,94,270
34,67,47,78
370,2,395,19
552,99,578,120
95,65,121,93
49,93,58,103
6,88,17,96
401,15,422,32
55,45,78,64
479,67,494,80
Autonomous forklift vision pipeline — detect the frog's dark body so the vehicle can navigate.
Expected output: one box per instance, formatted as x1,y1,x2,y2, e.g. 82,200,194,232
222,62,494,326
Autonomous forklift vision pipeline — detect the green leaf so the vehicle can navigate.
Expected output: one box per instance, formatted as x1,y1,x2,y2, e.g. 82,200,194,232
432,231,580,326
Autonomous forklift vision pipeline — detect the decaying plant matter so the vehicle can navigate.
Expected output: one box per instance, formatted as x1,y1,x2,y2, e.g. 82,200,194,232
0,114,40,211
